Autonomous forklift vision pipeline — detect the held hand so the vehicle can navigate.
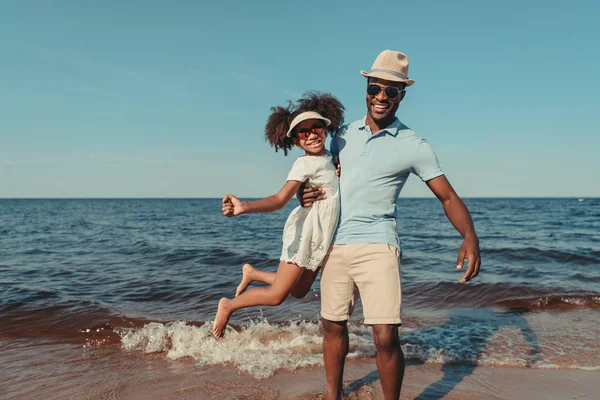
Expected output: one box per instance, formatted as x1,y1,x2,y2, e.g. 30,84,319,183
222,194,246,217
296,179,326,208
456,235,481,283
334,156,341,177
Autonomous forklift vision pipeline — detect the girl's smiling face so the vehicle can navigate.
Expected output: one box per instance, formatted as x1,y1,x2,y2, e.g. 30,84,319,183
292,118,327,156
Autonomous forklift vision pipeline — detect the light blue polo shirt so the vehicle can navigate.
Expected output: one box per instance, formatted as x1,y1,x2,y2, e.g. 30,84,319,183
331,117,444,249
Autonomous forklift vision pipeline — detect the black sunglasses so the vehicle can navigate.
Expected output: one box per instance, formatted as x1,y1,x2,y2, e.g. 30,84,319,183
366,84,405,100
295,124,325,140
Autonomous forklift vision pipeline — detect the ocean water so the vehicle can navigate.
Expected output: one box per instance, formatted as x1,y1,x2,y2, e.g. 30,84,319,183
1,198,599,393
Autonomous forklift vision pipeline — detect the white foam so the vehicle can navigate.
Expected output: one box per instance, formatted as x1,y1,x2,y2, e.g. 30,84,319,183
118,319,374,378
117,319,599,378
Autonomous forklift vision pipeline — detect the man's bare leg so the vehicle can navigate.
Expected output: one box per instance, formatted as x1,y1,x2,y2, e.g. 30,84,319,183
372,324,405,399
322,318,348,400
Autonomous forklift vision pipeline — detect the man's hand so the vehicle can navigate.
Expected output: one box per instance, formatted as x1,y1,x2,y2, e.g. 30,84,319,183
222,195,246,217
296,179,326,208
425,175,481,284
334,156,341,177
456,234,481,283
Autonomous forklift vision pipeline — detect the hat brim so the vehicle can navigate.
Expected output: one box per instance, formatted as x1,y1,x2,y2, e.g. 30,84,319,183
361,70,415,86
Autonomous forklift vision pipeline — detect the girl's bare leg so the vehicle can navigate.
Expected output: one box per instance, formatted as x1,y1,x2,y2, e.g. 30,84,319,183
235,264,276,297
213,261,304,338
236,264,320,298
290,267,320,298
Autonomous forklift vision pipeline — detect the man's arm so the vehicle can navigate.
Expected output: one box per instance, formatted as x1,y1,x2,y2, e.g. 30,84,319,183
295,129,342,207
426,175,481,283
295,155,340,208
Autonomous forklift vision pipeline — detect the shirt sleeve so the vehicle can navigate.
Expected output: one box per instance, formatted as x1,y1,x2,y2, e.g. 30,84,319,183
286,158,313,182
410,138,444,182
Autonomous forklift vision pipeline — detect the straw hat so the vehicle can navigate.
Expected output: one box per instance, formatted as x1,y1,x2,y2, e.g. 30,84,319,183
360,50,415,86
286,111,331,137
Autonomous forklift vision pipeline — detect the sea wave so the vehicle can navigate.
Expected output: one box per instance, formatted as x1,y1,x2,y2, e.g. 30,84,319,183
2,299,598,378
404,281,600,310
116,317,599,378
497,294,600,310
118,320,357,379
3,282,599,338
484,247,600,265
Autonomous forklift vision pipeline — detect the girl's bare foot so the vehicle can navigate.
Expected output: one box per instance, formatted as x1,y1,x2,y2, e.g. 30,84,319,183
235,263,256,297
212,298,233,339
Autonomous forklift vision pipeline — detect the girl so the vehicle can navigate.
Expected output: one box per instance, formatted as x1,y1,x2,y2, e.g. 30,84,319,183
213,93,344,338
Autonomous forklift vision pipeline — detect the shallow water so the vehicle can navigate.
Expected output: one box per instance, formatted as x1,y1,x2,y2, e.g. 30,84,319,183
1,198,599,390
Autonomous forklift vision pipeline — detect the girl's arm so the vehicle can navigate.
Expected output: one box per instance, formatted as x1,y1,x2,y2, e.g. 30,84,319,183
222,180,303,216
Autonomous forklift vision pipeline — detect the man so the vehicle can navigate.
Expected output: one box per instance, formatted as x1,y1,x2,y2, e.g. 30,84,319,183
301,50,481,400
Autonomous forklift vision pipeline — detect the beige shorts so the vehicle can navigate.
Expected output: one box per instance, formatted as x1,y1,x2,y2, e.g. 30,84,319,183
320,243,402,325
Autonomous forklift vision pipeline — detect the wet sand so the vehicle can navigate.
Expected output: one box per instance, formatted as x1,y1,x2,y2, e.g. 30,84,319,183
2,341,597,400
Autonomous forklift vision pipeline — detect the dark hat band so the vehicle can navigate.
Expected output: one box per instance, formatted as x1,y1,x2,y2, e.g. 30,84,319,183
368,68,409,80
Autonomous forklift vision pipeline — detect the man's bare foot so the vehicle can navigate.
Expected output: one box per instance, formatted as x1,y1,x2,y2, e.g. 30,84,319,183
212,297,233,339
235,263,255,297
323,389,343,400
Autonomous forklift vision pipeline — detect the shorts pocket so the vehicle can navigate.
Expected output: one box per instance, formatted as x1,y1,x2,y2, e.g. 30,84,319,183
386,244,400,258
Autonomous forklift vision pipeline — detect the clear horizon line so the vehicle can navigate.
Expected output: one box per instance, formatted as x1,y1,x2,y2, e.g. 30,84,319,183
0,196,596,200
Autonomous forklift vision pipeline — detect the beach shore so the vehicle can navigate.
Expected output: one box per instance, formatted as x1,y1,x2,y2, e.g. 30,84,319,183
2,198,599,399
3,341,597,400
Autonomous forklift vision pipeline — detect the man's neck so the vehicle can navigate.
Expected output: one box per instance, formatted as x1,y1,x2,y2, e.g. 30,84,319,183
365,115,396,135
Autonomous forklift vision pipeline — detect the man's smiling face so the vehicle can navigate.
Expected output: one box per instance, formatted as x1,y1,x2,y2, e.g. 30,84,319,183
365,77,406,123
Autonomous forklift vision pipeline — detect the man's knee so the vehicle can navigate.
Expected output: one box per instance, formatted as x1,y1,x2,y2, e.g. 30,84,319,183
372,324,400,352
322,318,347,338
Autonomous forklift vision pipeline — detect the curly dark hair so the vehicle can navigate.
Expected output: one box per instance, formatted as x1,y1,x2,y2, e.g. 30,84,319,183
264,92,345,156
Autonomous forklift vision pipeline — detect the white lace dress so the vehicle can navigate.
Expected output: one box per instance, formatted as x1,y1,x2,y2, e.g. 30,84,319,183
280,153,340,271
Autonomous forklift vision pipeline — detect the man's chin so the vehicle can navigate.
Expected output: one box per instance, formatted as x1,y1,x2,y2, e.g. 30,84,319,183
369,110,389,122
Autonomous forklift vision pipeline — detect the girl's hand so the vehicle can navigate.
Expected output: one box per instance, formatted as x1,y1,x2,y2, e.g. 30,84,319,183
222,195,246,217
334,156,341,177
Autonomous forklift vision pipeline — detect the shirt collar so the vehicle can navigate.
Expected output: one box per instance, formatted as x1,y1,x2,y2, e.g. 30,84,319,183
358,116,401,136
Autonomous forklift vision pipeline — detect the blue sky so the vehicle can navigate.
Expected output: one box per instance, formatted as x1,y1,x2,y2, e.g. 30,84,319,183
1,0,598,198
